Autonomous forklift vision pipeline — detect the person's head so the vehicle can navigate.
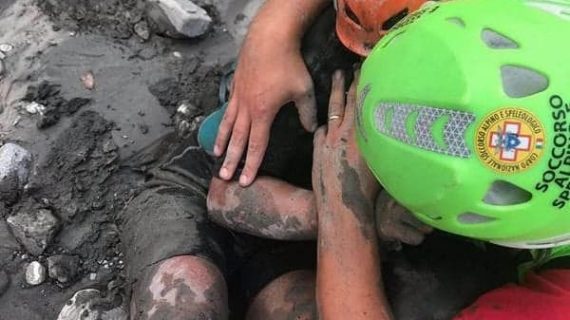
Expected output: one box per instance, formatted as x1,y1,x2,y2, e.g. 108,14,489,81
334,0,427,56
356,0,570,249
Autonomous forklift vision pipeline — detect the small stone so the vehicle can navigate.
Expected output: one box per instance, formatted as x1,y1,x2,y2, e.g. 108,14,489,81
0,269,10,296
24,101,46,114
7,209,60,255
138,124,149,135
177,102,198,115
172,51,182,58
0,51,5,60
0,44,13,53
147,0,212,39
47,255,80,283
133,20,150,41
88,273,97,281
102,140,118,153
25,261,46,286
57,289,128,320
80,71,95,90
175,102,201,137
0,143,32,204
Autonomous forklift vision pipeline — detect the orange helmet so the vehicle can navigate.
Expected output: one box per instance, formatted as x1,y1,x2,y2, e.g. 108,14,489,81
335,0,427,56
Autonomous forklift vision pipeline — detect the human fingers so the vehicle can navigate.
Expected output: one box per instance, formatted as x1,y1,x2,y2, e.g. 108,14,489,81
214,97,239,156
327,70,346,129
239,121,273,187
341,69,359,130
219,115,251,180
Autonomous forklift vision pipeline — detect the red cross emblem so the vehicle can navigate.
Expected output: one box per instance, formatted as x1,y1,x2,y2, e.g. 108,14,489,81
489,121,531,162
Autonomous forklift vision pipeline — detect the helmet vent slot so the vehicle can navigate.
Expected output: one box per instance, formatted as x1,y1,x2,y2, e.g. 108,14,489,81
344,3,362,27
382,8,409,31
526,0,570,21
482,29,519,49
501,65,549,98
446,17,465,28
483,180,532,205
458,212,496,224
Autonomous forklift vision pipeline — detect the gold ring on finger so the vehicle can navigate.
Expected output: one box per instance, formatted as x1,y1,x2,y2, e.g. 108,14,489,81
329,115,342,121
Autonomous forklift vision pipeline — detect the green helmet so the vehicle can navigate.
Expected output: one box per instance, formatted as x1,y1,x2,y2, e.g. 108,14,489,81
356,0,570,248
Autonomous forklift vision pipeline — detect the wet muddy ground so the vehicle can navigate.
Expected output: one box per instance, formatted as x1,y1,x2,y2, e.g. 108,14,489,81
0,0,259,318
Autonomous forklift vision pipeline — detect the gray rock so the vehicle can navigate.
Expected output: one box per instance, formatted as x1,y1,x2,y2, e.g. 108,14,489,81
147,0,212,39
0,60,4,78
25,261,46,286
23,101,46,114
47,254,80,283
0,44,13,53
0,143,32,203
0,269,9,296
134,20,150,41
0,218,20,266
57,289,128,320
0,218,20,250
7,208,59,255
102,140,118,153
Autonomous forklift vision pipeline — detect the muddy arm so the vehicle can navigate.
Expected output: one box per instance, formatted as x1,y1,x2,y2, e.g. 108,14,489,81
313,70,392,320
207,177,317,240
315,192,391,320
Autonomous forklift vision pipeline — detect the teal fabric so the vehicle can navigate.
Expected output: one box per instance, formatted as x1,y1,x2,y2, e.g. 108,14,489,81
198,102,227,155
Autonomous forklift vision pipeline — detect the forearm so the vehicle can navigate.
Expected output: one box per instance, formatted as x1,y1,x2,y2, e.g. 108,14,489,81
247,0,330,49
316,199,392,320
207,177,317,240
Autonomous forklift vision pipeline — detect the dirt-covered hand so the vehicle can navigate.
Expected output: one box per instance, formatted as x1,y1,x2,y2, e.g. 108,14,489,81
214,32,317,187
312,70,378,214
375,190,433,246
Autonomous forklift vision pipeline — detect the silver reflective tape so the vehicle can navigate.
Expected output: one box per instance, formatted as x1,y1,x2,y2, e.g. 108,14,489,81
374,102,476,158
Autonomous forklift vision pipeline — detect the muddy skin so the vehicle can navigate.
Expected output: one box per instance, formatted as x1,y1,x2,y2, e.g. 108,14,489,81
338,154,375,240
246,270,317,320
207,178,317,240
132,255,228,320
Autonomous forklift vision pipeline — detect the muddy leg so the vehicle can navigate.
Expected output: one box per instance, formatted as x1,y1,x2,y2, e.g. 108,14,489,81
131,255,228,320
246,270,316,320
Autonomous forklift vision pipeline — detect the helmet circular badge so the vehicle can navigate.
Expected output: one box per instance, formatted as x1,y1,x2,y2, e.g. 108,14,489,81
356,0,570,248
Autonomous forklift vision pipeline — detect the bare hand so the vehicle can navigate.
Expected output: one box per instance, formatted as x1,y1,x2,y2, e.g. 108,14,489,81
215,34,317,187
375,190,433,246
312,70,378,214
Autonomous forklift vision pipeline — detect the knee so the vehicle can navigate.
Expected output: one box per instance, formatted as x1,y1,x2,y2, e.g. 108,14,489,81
246,270,317,320
132,255,228,320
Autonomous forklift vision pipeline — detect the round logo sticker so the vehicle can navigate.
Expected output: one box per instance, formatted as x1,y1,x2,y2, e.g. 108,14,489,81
474,108,545,173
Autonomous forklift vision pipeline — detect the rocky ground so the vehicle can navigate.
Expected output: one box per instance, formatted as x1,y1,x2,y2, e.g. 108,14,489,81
0,0,262,318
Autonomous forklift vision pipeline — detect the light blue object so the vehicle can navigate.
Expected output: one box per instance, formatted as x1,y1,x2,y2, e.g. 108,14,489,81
198,102,227,155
